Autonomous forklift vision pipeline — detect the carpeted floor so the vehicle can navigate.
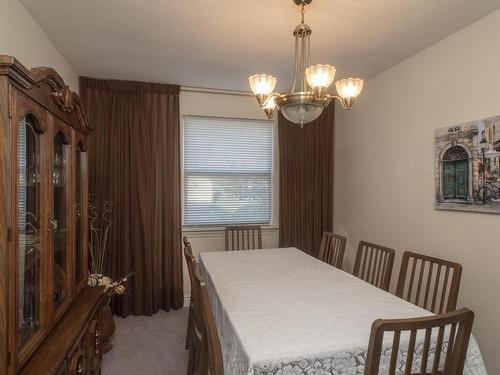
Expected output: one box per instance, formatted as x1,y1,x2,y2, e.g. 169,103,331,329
102,308,189,375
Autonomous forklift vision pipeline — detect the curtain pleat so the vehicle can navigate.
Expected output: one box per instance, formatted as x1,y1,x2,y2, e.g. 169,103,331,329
278,103,334,257
79,77,183,317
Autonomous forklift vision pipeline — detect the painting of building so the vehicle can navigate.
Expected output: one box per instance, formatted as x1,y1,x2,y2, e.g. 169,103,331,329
435,114,500,213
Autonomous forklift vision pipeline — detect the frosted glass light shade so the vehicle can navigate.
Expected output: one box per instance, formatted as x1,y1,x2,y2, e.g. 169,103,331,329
305,64,336,89
262,96,277,119
335,78,364,98
281,102,323,126
263,95,277,110
248,74,277,95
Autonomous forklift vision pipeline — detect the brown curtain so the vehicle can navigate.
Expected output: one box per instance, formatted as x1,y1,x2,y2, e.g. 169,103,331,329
79,77,183,316
278,102,334,256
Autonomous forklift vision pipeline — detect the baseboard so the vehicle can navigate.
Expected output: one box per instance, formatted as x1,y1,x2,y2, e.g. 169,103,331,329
183,296,191,308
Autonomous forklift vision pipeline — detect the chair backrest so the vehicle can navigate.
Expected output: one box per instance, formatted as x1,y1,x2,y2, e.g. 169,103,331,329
192,269,224,375
183,236,197,287
183,237,203,330
396,251,462,314
353,241,395,291
364,308,474,375
317,232,347,269
224,225,262,251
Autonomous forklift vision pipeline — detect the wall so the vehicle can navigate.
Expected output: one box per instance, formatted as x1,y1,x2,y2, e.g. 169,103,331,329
0,0,79,91
334,9,500,373
180,90,280,300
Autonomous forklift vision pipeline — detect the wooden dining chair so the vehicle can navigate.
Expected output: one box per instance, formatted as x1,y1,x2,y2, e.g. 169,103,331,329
184,237,203,374
396,251,462,314
317,232,347,269
364,308,474,375
353,241,395,291
183,236,196,351
224,225,262,251
184,237,223,375
195,270,224,375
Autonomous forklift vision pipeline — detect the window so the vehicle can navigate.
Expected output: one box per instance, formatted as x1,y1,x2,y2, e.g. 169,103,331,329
183,116,273,226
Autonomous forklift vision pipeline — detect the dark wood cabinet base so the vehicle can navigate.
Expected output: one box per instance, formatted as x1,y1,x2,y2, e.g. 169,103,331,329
99,299,116,354
19,286,110,375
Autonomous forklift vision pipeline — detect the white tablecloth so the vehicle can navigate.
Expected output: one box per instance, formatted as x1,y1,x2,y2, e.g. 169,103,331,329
199,248,488,375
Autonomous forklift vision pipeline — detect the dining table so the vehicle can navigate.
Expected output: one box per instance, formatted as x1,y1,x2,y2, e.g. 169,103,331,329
198,247,488,375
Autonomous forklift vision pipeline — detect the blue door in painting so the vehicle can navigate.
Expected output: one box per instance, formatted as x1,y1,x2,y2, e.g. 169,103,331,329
443,146,468,200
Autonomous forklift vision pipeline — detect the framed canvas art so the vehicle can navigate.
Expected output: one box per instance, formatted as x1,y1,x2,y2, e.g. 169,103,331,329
435,114,500,213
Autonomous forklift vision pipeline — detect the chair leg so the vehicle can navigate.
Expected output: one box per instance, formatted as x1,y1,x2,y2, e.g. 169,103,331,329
187,345,197,375
185,306,193,350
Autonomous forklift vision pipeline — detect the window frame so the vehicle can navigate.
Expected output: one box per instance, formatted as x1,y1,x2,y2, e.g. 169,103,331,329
181,114,277,230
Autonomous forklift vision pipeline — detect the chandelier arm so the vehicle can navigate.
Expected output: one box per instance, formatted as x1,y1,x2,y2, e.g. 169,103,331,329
327,95,355,110
258,92,281,108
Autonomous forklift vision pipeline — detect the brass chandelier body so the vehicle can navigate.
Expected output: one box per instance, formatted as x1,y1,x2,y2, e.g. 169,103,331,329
249,0,364,127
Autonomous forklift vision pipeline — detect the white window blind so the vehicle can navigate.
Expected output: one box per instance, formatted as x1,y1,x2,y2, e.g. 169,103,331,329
183,116,273,226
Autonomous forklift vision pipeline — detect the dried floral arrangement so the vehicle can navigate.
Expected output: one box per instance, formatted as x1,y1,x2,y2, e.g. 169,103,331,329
87,199,134,295
89,200,112,275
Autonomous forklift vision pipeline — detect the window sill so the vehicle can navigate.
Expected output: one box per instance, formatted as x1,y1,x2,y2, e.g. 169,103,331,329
182,225,279,238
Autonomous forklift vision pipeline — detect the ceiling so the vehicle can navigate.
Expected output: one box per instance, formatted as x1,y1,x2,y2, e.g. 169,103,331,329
21,0,500,92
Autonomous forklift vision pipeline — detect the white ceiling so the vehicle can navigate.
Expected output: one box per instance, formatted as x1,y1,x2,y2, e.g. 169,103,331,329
20,0,500,92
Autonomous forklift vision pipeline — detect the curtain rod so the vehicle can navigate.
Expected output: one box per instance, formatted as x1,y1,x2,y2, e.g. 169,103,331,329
180,86,253,97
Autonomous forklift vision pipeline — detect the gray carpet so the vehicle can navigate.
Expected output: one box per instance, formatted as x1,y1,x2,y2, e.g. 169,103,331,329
102,308,189,375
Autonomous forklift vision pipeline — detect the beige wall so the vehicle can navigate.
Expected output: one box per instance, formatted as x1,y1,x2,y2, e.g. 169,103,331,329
0,0,79,91
180,90,280,300
334,9,500,373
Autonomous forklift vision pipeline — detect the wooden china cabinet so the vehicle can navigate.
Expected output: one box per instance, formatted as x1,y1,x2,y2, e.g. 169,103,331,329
0,56,110,375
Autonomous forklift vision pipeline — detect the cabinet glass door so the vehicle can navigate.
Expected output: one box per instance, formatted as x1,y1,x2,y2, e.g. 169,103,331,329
75,146,82,282
17,115,42,346
52,131,70,310
75,142,86,287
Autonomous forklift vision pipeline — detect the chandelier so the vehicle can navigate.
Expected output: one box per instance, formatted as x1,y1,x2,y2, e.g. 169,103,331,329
248,0,364,127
